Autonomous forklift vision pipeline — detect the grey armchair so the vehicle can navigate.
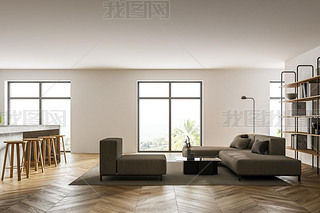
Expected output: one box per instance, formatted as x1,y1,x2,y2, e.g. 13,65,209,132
100,138,167,181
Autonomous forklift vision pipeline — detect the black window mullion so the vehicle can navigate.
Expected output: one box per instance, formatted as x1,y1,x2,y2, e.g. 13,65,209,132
169,83,172,152
200,82,202,147
7,81,71,84
137,82,140,152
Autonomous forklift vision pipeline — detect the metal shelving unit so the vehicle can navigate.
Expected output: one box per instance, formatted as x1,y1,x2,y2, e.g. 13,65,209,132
280,61,320,175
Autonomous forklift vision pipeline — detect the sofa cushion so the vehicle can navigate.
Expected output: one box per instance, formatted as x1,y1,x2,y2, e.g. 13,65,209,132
182,146,234,158
251,140,269,154
230,136,251,149
219,150,301,176
117,155,166,175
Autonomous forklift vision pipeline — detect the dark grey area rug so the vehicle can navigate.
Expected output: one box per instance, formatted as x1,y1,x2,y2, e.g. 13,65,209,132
70,162,289,186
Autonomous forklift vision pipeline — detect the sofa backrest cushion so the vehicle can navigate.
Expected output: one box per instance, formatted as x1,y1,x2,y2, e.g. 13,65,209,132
232,134,285,155
100,138,123,175
248,134,285,155
251,140,269,154
230,136,251,149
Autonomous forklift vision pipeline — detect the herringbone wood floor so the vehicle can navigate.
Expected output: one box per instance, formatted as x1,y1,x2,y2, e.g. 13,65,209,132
1,153,320,213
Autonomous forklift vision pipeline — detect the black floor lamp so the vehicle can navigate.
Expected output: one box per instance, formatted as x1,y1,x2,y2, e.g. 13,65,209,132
241,96,255,134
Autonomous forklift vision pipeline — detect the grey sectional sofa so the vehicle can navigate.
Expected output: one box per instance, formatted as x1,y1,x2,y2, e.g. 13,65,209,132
182,134,301,181
100,138,167,181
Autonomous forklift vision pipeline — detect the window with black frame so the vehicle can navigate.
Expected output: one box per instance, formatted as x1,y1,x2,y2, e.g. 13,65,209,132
138,81,202,152
7,81,71,151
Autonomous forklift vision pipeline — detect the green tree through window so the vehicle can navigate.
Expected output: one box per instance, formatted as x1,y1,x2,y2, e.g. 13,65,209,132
172,119,200,151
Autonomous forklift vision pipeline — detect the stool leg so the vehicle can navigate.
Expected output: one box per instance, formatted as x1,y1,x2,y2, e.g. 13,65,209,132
56,138,60,163
33,141,38,171
47,139,51,166
21,143,27,175
42,140,46,168
27,142,31,178
10,144,14,178
38,141,44,173
62,137,67,163
1,145,9,181
51,138,57,167
16,144,21,181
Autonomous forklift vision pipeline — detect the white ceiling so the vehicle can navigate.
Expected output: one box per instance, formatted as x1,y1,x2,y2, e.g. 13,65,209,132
1,0,320,69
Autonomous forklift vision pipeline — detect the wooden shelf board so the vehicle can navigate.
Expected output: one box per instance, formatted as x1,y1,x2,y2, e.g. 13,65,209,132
280,115,320,118
286,146,320,156
280,95,320,103
281,131,320,137
281,75,320,88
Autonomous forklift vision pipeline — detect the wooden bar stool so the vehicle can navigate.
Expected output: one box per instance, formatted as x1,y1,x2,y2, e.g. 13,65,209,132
23,138,45,176
53,135,67,163
39,136,57,167
1,141,27,181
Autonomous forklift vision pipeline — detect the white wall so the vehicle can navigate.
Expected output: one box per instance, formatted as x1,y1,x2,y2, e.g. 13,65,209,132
0,69,279,153
285,45,320,166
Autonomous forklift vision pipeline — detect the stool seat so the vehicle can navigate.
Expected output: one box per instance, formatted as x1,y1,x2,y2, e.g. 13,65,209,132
53,135,65,137
39,136,56,139
4,141,27,144
23,138,43,141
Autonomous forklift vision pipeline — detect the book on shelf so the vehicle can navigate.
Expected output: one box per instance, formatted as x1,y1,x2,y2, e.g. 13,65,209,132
298,85,305,98
292,135,307,150
304,83,308,97
307,82,318,97
298,83,306,98
292,102,306,116
297,82,318,98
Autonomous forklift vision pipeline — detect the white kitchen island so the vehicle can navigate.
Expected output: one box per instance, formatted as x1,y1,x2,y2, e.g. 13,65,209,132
0,125,60,175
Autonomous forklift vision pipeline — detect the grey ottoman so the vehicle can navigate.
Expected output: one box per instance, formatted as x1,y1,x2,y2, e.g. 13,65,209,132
117,155,167,179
